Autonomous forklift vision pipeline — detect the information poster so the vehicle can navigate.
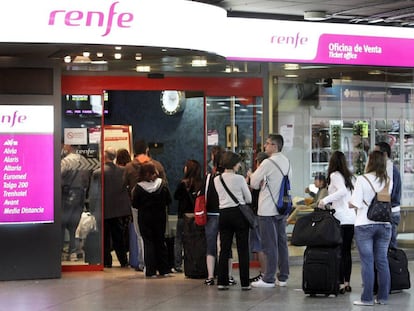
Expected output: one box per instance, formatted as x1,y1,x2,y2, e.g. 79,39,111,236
0,105,54,224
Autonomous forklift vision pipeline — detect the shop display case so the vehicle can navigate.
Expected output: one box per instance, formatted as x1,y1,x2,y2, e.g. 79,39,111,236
311,118,414,206
310,118,370,178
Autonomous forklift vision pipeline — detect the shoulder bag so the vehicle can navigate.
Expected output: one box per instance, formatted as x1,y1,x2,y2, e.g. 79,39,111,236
219,175,257,229
362,175,392,222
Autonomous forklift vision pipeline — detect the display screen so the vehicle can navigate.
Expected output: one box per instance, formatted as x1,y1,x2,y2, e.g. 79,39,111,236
0,105,54,224
63,93,109,117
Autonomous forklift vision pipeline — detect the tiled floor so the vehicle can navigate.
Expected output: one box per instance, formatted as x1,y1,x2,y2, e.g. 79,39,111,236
1,254,413,311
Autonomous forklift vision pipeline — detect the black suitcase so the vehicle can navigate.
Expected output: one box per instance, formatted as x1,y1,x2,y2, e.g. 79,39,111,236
303,246,340,296
182,216,208,279
388,248,411,293
83,230,101,265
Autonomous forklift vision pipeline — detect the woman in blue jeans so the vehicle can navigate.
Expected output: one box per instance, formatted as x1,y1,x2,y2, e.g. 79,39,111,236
350,150,392,306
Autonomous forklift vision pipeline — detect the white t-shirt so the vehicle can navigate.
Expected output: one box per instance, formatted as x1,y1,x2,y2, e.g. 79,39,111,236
349,173,393,227
214,172,252,209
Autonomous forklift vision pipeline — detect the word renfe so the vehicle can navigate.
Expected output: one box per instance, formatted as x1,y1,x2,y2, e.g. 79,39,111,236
0,111,27,128
270,32,308,48
48,1,134,37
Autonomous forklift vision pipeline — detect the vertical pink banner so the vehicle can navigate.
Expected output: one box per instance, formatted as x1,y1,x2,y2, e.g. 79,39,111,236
0,134,54,224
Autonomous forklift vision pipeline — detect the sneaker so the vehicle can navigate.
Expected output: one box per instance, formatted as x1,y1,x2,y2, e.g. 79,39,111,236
204,278,215,286
242,286,252,291
217,285,229,290
249,274,262,283
353,300,374,306
374,299,386,305
275,279,287,287
251,279,275,288
229,276,237,286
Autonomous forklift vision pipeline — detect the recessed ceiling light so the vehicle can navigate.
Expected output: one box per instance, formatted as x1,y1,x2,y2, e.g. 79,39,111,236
192,59,207,67
285,74,298,78
64,55,71,63
115,46,122,50
82,51,90,57
304,11,328,21
284,63,300,70
136,65,151,72
114,53,122,60
96,52,104,57
73,55,91,63
135,53,142,61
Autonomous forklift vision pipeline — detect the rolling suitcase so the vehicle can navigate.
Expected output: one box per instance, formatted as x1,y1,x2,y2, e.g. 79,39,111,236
303,246,340,296
388,248,411,293
182,215,208,279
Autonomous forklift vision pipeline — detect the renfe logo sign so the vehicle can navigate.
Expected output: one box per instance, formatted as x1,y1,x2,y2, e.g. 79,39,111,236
2,0,414,67
0,106,54,224
48,1,134,37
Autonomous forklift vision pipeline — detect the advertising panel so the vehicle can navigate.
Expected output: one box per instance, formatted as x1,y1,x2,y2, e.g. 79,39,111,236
0,105,54,224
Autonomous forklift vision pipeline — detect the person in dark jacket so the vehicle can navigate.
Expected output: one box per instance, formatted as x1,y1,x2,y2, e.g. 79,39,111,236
173,159,203,273
132,161,172,277
91,147,132,268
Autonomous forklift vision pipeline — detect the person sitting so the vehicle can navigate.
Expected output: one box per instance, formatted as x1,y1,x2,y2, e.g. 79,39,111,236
305,173,328,208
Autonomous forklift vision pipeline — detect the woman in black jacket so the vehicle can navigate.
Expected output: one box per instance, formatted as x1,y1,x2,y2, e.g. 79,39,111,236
132,161,171,277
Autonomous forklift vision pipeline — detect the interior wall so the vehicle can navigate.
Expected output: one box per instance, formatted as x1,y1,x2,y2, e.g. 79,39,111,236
0,64,62,281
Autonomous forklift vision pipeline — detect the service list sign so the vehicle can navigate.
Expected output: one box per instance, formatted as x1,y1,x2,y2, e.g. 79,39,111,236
0,106,54,224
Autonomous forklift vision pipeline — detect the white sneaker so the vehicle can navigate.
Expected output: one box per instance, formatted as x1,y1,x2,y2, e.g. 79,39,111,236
251,279,275,288
353,300,374,306
276,279,287,287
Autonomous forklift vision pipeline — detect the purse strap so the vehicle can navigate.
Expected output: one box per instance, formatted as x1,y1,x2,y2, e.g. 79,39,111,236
219,175,239,205
362,175,389,206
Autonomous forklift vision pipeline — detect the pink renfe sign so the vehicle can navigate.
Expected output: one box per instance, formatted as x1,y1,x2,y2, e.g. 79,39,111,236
0,106,54,224
0,134,54,224
315,34,414,67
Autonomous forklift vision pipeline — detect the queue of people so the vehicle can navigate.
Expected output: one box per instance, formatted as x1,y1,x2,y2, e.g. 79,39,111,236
61,135,403,302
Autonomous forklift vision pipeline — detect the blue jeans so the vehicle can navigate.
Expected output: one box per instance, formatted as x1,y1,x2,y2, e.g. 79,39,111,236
390,212,401,249
258,215,289,283
354,224,392,304
174,218,184,268
205,214,219,256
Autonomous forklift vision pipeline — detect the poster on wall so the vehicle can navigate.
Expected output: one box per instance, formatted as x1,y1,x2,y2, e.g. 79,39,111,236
104,125,133,156
0,105,54,224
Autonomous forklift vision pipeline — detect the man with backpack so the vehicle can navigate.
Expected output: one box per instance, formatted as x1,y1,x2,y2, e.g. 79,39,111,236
249,134,292,288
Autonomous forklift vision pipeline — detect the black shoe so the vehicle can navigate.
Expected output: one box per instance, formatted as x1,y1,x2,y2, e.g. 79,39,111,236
339,287,346,294
249,274,262,283
204,278,215,286
345,285,352,292
228,276,237,286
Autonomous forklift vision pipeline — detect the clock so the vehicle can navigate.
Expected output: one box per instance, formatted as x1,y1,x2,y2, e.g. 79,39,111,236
160,90,186,115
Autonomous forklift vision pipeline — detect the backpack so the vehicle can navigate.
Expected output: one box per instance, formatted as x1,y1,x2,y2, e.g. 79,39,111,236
362,175,392,222
194,174,210,226
267,159,293,216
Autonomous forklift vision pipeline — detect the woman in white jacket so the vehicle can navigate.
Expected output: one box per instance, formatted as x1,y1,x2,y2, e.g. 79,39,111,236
318,151,356,294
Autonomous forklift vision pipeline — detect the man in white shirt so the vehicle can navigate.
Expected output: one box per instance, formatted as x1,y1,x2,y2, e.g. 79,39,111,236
249,134,292,288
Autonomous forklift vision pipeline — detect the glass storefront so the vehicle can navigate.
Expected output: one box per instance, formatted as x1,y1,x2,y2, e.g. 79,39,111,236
270,65,414,243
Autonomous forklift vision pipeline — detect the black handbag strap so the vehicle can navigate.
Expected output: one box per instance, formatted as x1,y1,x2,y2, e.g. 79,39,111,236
219,175,239,205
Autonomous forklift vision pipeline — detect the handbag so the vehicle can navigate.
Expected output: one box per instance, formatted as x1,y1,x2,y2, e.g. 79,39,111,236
219,175,257,229
362,175,392,222
291,208,342,247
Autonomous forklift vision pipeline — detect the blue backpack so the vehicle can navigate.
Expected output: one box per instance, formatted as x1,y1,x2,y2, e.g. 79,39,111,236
267,159,293,216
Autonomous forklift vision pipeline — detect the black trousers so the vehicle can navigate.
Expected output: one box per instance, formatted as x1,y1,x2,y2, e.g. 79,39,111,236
340,224,355,283
104,217,128,267
218,207,250,287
